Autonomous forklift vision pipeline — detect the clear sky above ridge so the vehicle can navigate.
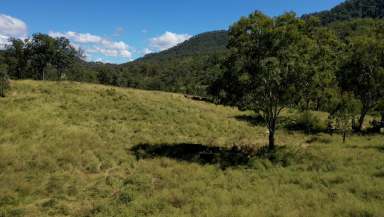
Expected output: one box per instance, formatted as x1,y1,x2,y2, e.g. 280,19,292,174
0,0,344,63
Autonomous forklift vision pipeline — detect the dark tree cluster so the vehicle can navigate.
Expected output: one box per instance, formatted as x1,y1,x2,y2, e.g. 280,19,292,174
3,33,80,81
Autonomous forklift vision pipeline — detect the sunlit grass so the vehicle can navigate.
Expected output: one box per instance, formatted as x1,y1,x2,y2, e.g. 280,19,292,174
0,80,383,217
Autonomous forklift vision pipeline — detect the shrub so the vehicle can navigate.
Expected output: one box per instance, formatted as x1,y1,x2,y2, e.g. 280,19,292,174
118,191,134,205
286,111,323,133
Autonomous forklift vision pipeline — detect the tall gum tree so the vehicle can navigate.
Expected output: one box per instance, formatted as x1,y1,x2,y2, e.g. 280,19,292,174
338,35,384,131
213,12,316,149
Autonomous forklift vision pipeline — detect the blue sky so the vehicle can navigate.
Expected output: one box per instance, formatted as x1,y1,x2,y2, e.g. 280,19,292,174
0,0,344,63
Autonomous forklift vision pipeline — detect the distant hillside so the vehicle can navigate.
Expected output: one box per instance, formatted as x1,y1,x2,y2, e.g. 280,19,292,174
137,30,228,61
113,31,229,96
304,0,384,24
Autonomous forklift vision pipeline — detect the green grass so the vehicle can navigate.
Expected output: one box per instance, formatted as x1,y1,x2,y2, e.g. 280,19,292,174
0,80,383,217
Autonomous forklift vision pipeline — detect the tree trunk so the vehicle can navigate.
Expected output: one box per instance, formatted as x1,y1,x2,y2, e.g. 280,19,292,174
268,118,276,150
0,86,4,97
268,130,275,150
316,97,321,111
342,131,346,143
351,118,356,130
305,99,310,111
381,112,384,123
356,108,368,132
17,67,22,79
58,70,62,81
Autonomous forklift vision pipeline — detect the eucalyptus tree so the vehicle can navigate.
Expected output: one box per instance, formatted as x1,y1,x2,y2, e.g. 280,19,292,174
337,34,384,131
212,12,316,149
26,33,56,80
52,37,77,80
300,17,343,112
4,38,29,79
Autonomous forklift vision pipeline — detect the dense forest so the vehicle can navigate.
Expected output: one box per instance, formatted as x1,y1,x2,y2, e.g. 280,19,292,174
303,0,384,24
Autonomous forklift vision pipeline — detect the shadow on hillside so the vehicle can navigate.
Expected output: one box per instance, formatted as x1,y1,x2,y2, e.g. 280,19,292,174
131,143,256,169
235,114,296,127
235,115,265,126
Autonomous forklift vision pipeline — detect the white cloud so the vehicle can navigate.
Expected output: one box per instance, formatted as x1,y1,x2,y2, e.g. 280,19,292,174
143,48,154,55
49,31,132,61
0,14,28,38
0,14,28,49
87,47,131,58
149,31,191,51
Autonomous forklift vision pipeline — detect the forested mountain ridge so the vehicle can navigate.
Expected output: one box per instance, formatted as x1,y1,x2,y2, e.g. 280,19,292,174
112,31,229,96
136,30,228,61
303,0,384,24
136,0,384,65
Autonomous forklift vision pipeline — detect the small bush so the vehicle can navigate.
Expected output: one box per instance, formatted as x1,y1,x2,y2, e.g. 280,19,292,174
118,191,134,205
41,198,58,209
286,111,323,133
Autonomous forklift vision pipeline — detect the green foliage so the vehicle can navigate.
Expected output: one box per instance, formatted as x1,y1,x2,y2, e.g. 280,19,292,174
336,23,384,131
299,24,342,111
375,100,384,122
211,12,319,148
287,111,324,133
330,92,361,142
4,33,79,81
3,38,28,79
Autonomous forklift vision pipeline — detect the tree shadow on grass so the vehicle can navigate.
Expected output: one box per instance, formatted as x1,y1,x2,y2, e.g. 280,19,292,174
235,114,298,128
234,114,265,126
131,143,256,169
130,143,309,169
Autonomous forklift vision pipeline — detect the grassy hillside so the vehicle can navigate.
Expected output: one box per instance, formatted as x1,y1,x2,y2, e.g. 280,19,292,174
0,81,383,217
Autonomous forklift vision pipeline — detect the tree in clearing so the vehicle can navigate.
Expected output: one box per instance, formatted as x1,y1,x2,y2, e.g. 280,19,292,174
211,12,317,149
